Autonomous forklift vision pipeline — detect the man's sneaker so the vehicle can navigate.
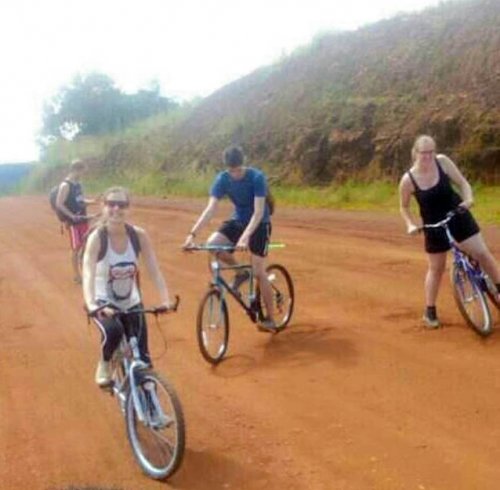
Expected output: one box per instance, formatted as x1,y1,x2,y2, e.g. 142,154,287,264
257,318,278,332
95,360,112,386
231,270,250,292
422,307,440,329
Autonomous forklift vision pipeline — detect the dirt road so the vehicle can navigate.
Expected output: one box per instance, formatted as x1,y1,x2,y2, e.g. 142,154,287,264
0,196,499,490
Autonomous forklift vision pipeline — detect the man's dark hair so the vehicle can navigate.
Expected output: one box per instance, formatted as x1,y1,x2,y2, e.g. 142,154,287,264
223,145,244,167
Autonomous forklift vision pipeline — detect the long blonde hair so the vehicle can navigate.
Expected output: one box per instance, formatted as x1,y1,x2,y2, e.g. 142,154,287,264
411,135,436,162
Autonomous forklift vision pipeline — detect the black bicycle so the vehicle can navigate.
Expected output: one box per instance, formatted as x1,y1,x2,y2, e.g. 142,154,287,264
88,297,185,480
189,244,294,364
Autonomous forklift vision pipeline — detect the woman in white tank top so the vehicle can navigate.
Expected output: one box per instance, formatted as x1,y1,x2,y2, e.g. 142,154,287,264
82,186,175,386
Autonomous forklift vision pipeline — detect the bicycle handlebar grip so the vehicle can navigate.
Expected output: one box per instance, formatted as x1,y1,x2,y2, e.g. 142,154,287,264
153,295,180,314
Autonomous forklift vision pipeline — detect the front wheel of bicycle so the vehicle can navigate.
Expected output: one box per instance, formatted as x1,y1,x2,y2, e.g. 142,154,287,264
451,262,492,337
196,288,229,364
257,264,295,331
125,370,185,480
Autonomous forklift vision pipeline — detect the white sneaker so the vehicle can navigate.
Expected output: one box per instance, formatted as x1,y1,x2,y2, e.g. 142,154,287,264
95,360,112,386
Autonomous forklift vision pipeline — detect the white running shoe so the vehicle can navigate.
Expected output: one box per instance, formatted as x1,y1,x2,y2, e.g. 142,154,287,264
95,360,112,386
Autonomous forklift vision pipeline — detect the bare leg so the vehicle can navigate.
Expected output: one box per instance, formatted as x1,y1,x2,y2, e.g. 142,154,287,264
252,254,274,323
458,233,500,284
207,231,237,266
425,252,447,307
72,249,81,283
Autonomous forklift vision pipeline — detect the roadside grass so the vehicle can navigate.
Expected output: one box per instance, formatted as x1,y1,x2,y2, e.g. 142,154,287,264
274,181,499,225
83,171,215,199
112,175,499,225
18,165,499,225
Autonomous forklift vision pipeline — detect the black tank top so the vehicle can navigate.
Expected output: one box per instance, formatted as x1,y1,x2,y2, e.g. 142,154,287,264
407,159,462,224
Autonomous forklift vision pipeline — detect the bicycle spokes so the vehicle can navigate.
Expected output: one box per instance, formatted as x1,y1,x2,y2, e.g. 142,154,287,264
451,263,492,336
126,371,185,479
197,289,229,364
261,264,295,329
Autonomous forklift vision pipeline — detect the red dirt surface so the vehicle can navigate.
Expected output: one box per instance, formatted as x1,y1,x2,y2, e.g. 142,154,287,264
0,196,499,490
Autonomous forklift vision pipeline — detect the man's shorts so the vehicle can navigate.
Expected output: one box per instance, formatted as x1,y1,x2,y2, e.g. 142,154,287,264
68,222,89,251
218,220,272,257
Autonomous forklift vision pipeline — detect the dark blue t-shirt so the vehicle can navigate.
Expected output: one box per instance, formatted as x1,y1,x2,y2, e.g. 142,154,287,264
210,167,270,225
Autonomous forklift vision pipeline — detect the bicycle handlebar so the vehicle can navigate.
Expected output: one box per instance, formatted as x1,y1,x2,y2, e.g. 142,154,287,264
87,295,180,317
418,207,466,232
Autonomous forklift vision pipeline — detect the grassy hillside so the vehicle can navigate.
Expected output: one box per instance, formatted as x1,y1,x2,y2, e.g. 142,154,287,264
162,0,499,184
26,0,499,221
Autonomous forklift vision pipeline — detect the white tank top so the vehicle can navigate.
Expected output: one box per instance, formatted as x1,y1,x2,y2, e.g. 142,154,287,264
95,234,141,310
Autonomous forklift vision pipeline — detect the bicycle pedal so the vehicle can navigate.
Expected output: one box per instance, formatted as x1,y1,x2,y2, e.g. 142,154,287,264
256,324,280,334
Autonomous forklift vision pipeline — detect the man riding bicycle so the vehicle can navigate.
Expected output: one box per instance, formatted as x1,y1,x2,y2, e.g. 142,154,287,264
183,145,277,331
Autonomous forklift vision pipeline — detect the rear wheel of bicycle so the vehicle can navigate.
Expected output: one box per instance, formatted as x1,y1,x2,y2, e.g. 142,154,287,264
451,262,492,336
196,288,229,364
125,370,185,480
257,264,295,330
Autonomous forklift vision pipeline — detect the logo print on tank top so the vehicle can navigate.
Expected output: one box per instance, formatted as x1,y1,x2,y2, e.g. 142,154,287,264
106,261,137,301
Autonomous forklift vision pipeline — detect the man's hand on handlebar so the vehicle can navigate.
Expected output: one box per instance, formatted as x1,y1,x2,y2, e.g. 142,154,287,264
235,235,249,251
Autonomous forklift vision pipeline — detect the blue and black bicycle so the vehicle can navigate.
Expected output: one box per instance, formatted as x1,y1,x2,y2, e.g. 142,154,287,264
421,209,499,336
189,244,294,364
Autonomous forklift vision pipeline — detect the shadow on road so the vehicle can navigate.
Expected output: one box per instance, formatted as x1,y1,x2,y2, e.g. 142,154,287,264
171,448,269,490
259,322,358,369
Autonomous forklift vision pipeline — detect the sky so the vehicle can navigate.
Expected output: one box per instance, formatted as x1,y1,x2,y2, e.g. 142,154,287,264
0,0,442,163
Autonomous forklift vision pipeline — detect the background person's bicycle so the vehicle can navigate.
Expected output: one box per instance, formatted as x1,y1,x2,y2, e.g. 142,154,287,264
420,209,499,336
88,297,185,480
189,244,294,364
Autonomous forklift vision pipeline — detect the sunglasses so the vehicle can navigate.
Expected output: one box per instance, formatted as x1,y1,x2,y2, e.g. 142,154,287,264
417,150,435,155
105,200,129,209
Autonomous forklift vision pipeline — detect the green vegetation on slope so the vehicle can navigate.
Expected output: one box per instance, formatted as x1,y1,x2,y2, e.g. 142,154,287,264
21,0,499,225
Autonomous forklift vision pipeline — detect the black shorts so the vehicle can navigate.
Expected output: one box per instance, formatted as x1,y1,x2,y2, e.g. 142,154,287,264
218,220,272,257
424,210,480,254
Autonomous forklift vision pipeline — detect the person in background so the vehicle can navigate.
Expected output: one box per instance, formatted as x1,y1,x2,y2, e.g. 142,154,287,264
55,159,94,284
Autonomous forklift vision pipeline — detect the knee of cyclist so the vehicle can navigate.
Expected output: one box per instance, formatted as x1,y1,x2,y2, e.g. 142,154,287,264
429,264,445,276
253,268,267,282
471,249,489,263
107,320,124,338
